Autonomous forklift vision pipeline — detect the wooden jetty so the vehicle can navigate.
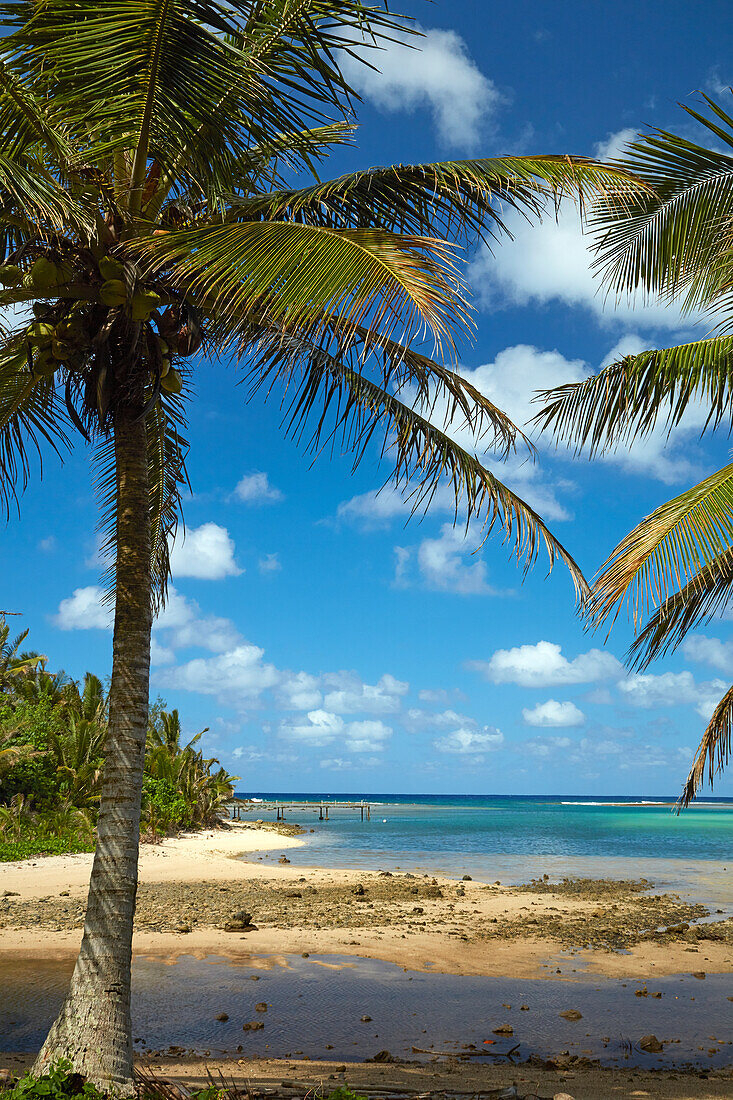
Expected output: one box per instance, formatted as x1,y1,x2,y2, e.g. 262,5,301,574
227,797,372,821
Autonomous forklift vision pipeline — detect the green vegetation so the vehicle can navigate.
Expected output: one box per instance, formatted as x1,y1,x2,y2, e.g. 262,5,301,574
0,617,238,860
0,1062,368,1100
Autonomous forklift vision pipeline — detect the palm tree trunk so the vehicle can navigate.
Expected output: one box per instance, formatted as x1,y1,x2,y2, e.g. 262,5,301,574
34,409,152,1096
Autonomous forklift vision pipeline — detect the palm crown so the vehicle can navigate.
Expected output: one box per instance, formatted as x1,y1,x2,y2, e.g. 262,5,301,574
535,95,733,807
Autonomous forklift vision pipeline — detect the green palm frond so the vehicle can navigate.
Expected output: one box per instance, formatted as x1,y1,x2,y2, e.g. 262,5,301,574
247,331,589,600
533,336,733,455
138,220,468,354
678,682,733,808
589,463,733,630
628,547,733,669
591,95,733,315
227,155,646,240
0,347,71,516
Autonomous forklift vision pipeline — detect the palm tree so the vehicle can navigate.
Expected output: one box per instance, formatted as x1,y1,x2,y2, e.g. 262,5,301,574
0,1,638,1089
0,617,44,692
535,95,733,809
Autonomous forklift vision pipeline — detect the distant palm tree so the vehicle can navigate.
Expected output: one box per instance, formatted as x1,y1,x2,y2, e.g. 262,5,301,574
0,618,44,692
536,95,733,808
0,1,638,1089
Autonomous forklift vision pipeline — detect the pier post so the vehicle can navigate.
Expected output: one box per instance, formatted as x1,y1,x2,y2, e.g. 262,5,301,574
361,803,364,821
319,804,324,820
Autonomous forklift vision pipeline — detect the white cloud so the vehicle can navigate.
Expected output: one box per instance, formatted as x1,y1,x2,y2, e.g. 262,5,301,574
523,735,572,757
469,195,700,331
233,472,283,505
38,536,56,553
55,586,111,630
618,670,727,718
433,727,503,755
322,671,408,714
682,634,733,675
280,709,344,747
405,707,476,732
594,128,637,162
396,524,497,595
258,553,282,574
169,523,241,580
278,671,322,710
280,711,392,752
522,699,585,727
472,640,622,687
154,586,241,653
155,643,280,707
344,719,392,753
342,26,501,149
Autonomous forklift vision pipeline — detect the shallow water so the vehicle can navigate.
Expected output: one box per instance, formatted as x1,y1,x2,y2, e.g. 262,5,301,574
237,795,733,909
2,952,731,1069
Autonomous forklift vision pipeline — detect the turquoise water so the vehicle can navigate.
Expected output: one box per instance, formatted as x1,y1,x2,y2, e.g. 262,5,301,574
236,793,733,905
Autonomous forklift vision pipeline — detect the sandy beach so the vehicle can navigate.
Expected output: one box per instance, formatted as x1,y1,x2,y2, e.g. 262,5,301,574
1,820,731,979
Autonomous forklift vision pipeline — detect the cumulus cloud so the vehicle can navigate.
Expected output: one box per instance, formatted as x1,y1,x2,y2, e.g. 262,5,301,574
433,727,503,755
395,524,497,596
233,472,283,505
277,670,323,711
682,634,733,675
618,670,727,717
468,188,700,331
322,671,408,714
154,586,241,654
55,586,111,630
522,734,573,757
155,643,280,707
169,523,241,580
341,26,501,149
280,711,392,752
522,699,585,727
471,640,622,687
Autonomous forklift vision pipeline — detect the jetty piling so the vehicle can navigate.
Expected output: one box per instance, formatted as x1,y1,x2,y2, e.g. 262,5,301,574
226,798,371,822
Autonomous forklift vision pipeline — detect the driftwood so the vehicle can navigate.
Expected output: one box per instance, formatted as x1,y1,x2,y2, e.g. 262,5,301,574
410,1045,520,1061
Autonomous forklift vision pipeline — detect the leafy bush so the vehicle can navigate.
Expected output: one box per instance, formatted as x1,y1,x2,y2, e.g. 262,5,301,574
142,776,190,830
0,824,94,862
0,1060,106,1100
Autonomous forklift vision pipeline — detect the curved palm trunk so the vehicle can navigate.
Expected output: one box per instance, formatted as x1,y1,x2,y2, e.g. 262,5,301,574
34,410,152,1096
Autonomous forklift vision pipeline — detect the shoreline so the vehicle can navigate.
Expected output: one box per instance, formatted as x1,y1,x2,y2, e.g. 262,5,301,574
1,820,732,981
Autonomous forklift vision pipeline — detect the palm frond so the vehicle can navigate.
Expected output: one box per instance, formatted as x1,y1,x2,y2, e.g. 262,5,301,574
533,336,733,455
591,96,733,315
588,463,733,630
225,155,647,241
138,220,469,355
628,547,733,669
0,345,71,516
678,682,733,808
245,331,589,600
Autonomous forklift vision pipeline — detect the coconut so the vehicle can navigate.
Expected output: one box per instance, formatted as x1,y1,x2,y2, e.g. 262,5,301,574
52,338,74,361
159,357,171,378
26,321,55,346
130,289,162,321
160,368,182,394
98,256,126,282
30,257,62,290
100,279,127,307
0,264,23,286
34,349,57,377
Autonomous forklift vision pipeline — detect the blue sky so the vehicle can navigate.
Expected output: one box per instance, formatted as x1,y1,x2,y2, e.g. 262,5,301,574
5,0,733,797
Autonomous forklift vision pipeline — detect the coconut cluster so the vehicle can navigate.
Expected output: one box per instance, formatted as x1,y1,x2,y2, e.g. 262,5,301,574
0,250,204,405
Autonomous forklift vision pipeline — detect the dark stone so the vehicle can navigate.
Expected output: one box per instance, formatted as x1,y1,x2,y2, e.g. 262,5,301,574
255,1002,267,1012
559,1009,582,1021
638,1034,664,1053
462,875,472,881
360,1015,372,1022
215,1013,229,1022
367,1050,401,1064
353,884,365,896
243,1021,265,1031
